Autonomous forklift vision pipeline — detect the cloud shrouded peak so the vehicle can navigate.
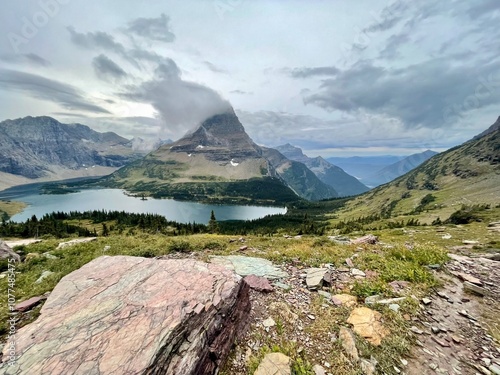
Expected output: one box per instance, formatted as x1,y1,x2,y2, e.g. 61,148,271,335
126,13,175,42
121,59,231,137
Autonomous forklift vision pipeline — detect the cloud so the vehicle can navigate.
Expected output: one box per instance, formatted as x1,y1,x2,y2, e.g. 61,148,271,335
303,59,500,128
363,1,409,33
230,90,252,95
204,61,227,74
288,66,340,79
126,13,175,42
120,59,231,137
236,110,468,155
92,54,127,81
67,26,127,55
0,53,50,66
0,68,111,114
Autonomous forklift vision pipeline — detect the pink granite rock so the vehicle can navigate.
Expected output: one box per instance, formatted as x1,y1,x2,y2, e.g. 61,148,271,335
244,274,274,293
1,256,250,375
14,296,43,312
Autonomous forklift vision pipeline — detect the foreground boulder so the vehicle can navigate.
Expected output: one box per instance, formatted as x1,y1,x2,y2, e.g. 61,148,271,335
1,256,250,375
0,240,20,262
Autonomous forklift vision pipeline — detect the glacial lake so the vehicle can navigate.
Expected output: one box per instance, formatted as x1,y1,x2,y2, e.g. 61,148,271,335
0,183,287,224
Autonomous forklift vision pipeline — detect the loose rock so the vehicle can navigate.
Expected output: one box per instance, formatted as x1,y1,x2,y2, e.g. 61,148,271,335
347,307,389,346
339,327,359,362
244,275,274,293
254,353,291,375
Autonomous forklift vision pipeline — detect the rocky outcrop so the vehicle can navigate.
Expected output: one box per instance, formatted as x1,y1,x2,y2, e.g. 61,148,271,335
0,240,20,262
1,256,250,375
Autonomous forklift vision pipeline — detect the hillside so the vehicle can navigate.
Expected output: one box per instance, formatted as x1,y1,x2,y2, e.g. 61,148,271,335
365,150,438,187
103,109,338,204
0,116,143,190
276,144,369,196
336,118,500,224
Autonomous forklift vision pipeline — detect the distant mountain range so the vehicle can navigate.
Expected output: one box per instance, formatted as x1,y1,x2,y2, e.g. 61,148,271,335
338,117,500,222
275,144,369,196
364,150,438,187
327,150,437,188
0,116,144,190
104,109,339,203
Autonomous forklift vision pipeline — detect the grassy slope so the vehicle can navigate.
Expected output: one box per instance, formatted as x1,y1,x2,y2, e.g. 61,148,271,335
0,200,26,220
336,129,499,224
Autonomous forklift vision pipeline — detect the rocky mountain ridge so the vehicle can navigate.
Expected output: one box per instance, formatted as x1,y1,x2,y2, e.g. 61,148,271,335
0,116,143,190
276,144,369,196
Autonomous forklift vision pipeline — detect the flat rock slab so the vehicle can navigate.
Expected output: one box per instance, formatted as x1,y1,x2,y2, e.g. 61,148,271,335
254,353,291,375
244,275,274,293
1,256,250,375
14,296,43,312
305,268,328,290
211,255,287,279
56,237,97,250
347,307,389,346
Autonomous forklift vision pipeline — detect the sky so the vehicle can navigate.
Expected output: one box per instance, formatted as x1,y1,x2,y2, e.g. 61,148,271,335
0,0,499,156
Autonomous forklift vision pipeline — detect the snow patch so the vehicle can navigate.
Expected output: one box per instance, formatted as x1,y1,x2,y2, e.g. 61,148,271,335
230,159,239,167
188,153,192,157
196,145,205,149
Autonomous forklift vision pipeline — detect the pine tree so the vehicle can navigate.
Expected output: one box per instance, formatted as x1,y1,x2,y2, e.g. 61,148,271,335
208,210,219,234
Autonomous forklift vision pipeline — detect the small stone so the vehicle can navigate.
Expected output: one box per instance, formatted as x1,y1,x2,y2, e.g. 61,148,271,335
401,359,408,366
360,358,377,375
254,353,291,375
422,298,432,305
313,364,326,375
307,315,316,320
432,326,440,334
14,296,43,312
244,275,274,293
482,359,492,367
410,326,424,334
331,294,357,307
451,335,462,344
35,270,55,284
239,245,248,251
318,290,332,300
489,365,500,375
351,268,366,277
273,282,292,291
339,327,359,362
463,282,490,297
394,366,401,373
43,252,59,260
432,336,450,347
430,363,438,370
262,317,276,329
346,258,355,268
306,268,328,290
389,304,400,312
455,272,483,286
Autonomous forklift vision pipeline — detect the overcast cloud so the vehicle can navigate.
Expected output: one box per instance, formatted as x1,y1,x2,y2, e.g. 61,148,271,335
0,0,499,156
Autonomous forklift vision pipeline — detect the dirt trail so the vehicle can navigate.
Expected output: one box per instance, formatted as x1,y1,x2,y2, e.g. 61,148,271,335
407,252,500,375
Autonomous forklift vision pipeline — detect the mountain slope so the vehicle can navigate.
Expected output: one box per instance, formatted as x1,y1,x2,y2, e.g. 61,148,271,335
276,144,369,196
337,118,500,223
0,116,142,190
325,155,403,185
366,150,438,187
105,110,338,203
